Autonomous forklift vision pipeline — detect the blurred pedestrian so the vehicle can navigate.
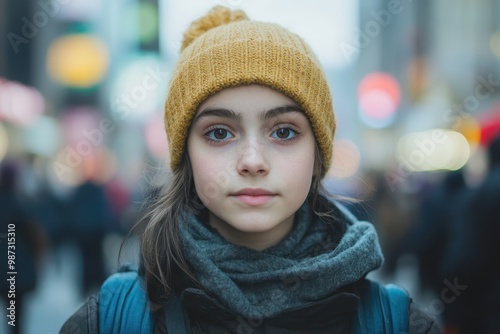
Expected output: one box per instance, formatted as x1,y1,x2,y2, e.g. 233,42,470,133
67,179,113,296
0,160,46,334
408,170,469,295
438,134,500,333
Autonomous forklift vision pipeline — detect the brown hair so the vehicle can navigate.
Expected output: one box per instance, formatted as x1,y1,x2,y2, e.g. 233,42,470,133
135,143,343,311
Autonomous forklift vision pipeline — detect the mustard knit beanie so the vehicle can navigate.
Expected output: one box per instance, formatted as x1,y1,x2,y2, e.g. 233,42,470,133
164,6,335,178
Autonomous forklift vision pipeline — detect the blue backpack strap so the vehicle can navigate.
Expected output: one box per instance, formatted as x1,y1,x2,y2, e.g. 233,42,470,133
353,279,410,334
164,296,189,334
99,271,154,334
385,283,410,332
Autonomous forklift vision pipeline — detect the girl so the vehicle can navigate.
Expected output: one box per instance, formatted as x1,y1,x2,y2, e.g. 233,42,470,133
61,6,440,333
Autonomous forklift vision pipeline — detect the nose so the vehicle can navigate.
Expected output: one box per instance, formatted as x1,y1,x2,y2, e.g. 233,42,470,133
237,138,269,176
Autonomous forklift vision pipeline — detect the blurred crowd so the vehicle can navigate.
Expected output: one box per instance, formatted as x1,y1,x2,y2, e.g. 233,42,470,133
339,134,500,333
0,152,145,334
403,135,500,333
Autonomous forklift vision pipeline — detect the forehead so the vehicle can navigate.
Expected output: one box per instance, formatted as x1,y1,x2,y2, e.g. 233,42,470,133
196,84,298,115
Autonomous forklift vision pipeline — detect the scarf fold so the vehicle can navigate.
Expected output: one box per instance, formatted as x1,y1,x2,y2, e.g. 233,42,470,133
179,198,383,319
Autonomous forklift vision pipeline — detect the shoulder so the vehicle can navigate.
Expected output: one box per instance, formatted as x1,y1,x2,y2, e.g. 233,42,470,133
354,279,441,334
99,270,143,301
98,271,155,333
408,301,442,334
59,294,99,334
60,270,156,334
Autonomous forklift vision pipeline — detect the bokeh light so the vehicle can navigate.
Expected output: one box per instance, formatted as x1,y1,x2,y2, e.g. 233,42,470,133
138,2,159,43
144,112,169,160
109,54,168,123
22,115,61,156
358,72,401,128
0,78,45,126
490,31,500,59
329,139,361,179
0,122,8,163
396,129,470,172
81,148,117,184
51,145,85,187
60,107,102,149
47,34,109,88
478,106,500,147
454,117,481,147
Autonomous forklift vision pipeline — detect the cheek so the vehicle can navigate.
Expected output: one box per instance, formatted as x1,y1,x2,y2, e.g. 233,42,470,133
277,145,315,184
190,151,231,201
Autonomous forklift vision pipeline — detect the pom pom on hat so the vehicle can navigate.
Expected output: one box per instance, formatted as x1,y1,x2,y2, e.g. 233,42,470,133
181,6,248,51
165,6,336,178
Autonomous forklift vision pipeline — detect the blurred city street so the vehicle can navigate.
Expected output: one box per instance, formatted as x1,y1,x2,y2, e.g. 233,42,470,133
1,0,500,332
1,245,84,334
1,233,138,334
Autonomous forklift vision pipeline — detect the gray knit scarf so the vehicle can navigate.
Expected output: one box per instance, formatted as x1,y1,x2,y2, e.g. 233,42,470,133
179,198,383,319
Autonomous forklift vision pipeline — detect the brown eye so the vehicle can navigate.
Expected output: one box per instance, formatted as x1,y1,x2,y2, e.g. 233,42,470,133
272,127,298,141
206,127,233,142
214,129,227,139
276,128,290,138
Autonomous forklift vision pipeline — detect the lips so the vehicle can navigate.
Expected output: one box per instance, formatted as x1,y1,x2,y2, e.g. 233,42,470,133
232,188,275,196
230,188,277,206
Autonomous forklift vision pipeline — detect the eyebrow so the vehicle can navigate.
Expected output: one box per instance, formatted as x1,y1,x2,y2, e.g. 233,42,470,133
193,108,242,124
193,104,304,124
260,105,304,121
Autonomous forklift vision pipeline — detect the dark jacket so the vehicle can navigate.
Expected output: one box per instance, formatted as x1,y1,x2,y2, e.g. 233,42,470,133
60,276,440,333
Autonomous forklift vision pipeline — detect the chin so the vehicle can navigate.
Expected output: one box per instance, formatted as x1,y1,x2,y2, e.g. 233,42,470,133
227,210,292,232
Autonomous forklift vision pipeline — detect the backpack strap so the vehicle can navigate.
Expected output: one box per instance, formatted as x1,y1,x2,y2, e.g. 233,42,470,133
352,279,410,334
99,271,154,334
385,283,411,332
164,296,189,334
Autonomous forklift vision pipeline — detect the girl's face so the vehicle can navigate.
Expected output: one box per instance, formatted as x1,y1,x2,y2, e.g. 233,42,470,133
187,84,316,250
